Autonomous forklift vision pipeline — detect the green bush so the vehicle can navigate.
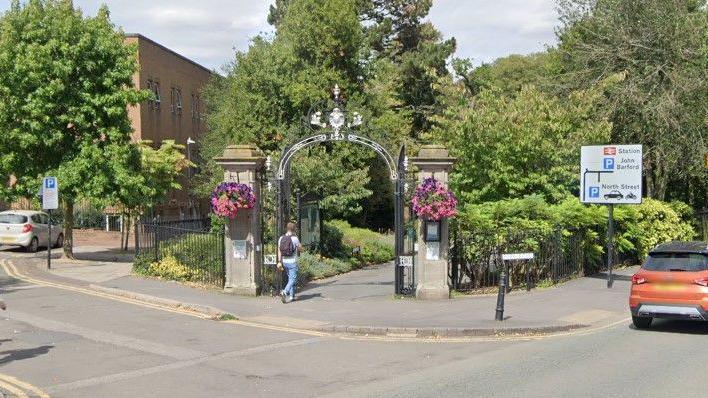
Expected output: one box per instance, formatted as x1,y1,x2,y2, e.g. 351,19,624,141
457,195,697,266
147,255,203,282
132,233,223,285
615,199,696,260
323,220,395,266
297,252,353,284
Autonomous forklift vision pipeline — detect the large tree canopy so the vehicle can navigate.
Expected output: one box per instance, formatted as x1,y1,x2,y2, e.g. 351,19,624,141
556,0,708,206
200,0,458,221
0,0,148,256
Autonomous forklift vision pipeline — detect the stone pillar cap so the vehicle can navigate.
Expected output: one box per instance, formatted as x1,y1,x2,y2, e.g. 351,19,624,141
215,144,264,162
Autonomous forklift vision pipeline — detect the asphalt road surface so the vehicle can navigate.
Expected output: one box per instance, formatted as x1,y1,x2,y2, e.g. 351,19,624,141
1,264,706,398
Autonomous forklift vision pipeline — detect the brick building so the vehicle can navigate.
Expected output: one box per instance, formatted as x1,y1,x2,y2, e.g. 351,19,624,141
125,34,214,219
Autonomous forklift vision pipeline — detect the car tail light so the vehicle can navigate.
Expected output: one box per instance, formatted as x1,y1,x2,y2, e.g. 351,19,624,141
693,278,708,287
631,274,647,285
21,224,32,233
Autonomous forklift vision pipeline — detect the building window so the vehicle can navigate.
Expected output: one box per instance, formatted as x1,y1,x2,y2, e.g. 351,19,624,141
171,87,183,115
146,80,154,108
152,81,161,111
191,94,200,121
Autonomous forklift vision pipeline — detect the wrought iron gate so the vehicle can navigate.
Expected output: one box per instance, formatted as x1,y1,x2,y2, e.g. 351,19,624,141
257,86,416,296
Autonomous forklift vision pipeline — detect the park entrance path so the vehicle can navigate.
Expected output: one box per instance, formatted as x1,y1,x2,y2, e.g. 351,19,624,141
298,262,395,301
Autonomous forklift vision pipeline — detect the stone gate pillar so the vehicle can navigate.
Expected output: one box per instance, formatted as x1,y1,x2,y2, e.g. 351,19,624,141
410,145,455,300
215,145,265,296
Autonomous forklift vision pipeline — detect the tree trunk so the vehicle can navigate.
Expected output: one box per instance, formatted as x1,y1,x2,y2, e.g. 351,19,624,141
123,215,131,251
63,200,75,259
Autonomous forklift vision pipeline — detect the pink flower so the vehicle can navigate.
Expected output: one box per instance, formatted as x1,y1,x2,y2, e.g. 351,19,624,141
411,177,457,221
211,182,256,218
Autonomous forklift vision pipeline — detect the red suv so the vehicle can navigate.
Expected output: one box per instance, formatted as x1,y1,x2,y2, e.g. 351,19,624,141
629,241,708,329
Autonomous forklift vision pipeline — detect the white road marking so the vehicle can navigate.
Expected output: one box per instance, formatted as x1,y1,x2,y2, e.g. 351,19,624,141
45,337,325,394
9,310,207,361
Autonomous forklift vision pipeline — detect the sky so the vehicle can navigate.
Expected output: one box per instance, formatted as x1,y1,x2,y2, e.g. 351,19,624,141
0,0,560,72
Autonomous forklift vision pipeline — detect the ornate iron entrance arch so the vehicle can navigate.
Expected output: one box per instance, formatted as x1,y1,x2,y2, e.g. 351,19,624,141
266,86,414,295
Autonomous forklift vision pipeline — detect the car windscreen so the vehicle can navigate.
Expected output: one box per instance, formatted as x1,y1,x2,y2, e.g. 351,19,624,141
643,252,708,272
0,214,28,224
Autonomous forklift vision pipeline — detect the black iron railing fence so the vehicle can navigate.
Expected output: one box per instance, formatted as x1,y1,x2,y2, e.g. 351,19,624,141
450,227,603,293
135,218,225,287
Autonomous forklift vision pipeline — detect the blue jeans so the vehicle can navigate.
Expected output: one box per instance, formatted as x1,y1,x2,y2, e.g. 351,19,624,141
283,263,298,298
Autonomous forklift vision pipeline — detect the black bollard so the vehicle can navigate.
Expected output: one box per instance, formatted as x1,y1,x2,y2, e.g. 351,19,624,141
495,264,507,321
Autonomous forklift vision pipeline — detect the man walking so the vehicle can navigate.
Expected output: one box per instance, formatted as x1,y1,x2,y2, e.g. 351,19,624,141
278,222,303,303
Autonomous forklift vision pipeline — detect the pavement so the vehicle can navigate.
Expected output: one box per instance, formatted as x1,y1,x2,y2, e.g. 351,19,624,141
0,246,636,338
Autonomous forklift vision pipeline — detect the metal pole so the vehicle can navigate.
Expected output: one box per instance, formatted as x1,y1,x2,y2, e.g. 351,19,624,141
47,209,52,269
394,178,403,295
607,204,614,288
525,260,531,292
495,261,507,321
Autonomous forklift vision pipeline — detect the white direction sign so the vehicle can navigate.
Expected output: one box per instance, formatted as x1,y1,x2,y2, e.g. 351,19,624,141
42,176,59,210
580,145,642,204
502,253,534,261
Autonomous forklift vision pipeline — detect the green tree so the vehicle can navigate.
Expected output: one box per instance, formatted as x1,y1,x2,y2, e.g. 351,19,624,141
110,140,191,250
452,51,562,97
556,0,708,207
200,0,409,219
0,0,148,258
435,79,618,204
363,0,456,140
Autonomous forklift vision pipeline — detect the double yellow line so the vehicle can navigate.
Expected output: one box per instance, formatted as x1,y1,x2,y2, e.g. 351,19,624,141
0,258,326,337
0,373,50,398
0,259,215,319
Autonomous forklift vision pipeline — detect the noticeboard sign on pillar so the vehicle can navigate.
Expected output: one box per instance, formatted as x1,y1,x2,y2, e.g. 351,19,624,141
580,145,642,204
42,176,59,210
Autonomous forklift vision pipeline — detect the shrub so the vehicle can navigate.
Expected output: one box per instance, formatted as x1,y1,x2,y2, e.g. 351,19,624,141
297,252,354,284
457,195,696,267
615,199,696,260
147,255,202,282
132,232,223,285
323,220,394,266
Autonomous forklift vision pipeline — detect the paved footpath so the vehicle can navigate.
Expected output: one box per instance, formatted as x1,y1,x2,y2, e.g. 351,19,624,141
2,247,634,337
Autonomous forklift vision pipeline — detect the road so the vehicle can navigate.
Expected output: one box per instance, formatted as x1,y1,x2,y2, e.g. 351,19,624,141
1,259,706,397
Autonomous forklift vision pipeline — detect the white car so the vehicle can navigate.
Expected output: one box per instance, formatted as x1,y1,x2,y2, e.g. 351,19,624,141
0,210,64,253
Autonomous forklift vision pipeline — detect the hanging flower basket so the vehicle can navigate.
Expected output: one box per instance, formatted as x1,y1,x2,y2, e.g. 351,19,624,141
211,182,256,219
411,177,458,221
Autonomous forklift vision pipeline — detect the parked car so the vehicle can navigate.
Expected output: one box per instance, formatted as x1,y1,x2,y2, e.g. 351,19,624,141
604,190,624,200
629,241,708,328
0,210,64,253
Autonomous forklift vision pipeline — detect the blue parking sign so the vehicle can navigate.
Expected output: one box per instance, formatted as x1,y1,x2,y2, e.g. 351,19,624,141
603,158,615,170
45,177,56,189
589,186,600,198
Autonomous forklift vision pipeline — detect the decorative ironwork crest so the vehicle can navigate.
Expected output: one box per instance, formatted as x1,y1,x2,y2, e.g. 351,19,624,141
274,85,400,181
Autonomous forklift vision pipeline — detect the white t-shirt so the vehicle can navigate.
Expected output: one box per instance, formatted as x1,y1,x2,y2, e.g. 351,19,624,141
279,233,301,264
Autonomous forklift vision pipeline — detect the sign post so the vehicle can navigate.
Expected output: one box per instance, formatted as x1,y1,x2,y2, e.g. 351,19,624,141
495,252,534,321
580,145,642,288
42,177,59,269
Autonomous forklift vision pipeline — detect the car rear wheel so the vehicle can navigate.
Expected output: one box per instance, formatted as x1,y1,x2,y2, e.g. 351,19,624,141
54,233,64,249
26,237,39,253
632,316,652,329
